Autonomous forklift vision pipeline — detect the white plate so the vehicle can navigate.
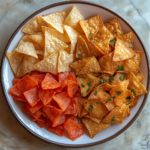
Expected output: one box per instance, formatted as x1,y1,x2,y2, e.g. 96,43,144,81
1,1,150,148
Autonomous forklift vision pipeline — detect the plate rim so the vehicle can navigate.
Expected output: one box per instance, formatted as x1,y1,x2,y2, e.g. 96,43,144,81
1,0,150,148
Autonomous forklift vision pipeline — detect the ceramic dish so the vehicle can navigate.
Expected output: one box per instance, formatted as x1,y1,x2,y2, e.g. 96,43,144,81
1,1,150,148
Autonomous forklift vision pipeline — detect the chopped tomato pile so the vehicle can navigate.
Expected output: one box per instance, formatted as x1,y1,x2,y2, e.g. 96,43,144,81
9,71,84,140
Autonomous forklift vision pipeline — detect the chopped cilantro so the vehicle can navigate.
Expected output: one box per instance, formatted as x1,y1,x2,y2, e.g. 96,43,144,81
88,108,92,112
94,90,98,96
89,33,93,39
86,88,90,92
87,82,91,87
131,89,136,95
90,105,93,108
83,76,85,79
141,82,143,84
82,93,84,97
126,102,131,105
107,98,112,101
100,79,104,84
99,77,102,79
78,53,81,58
126,96,131,99
110,39,115,45
94,42,97,45
96,102,99,104
118,65,124,71
78,119,82,123
112,117,115,121
120,75,124,80
81,83,85,88
129,46,132,48
120,57,122,60
113,96,115,99
106,90,109,93
104,94,106,96
116,91,122,95
109,77,114,83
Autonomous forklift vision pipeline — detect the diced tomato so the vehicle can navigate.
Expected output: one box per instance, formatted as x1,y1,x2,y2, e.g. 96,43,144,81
31,74,45,85
13,78,20,85
67,81,79,98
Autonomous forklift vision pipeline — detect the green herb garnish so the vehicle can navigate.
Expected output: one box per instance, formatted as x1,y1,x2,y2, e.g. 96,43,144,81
120,75,124,80
126,102,132,105
86,88,90,92
131,89,136,95
104,94,106,96
116,91,122,95
81,83,85,88
89,33,93,39
94,90,98,96
78,53,81,58
118,65,124,71
110,39,115,45
107,98,112,101
106,90,109,94
113,96,115,99
126,96,131,99
90,105,93,108
88,108,92,112
100,79,104,84
112,117,115,121
87,82,91,87
78,119,82,123
96,102,98,104
83,76,85,79
109,77,114,83
94,42,96,45
76,75,78,78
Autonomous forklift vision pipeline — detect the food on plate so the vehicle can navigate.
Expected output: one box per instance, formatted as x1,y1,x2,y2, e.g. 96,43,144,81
7,5,147,139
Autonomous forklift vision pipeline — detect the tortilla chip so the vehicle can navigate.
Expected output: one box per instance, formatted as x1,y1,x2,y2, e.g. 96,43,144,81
111,73,127,85
134,71,144,82
117,32,133,49
35,50,44,56
79,57,100,74
78,103,83,118
130,50,143,67
16,55,40,77
81,107,88,117
64,5,84,32
15,36,38,58
77,74,99,97
6,52,24,75
41,26,70,43
124,107,131,117
44,29,68,58
105,18,123,38
76,35,91,58
28,33,45,49
33,52,58,74
103,104,128,123
127,72,147,96
79,15,103,40
42,11,66,33
98,55,114,75
98,74,111,84
64,25,79,54
113,38,135,62
80,99,108,119
130,96,140,107
38,16,48,26
84,114,101,124
22,16,42,34
58,50,74,72
64,44,71,53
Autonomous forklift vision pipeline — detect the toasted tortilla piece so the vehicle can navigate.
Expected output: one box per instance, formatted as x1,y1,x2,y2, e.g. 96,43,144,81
79,57,100,75
77,74,99,97
81,107,88,117
22,16,42,34
127,72,147,96
80,99,108,119
33,52,58,74
16,55,40,77
64,5,84,33
117,32,133,49
113,38,135,62
41,26,70,43
76,35,91,58
78,103,83,118
42,11,66,33
70,58,88,75
134,71,144,82
82,118,110,138
44,29,68,58
79,15,103,40
103,104,128,123
6,52,24,75
84,114,101,124
130,96,140,107
98,55,114,75
64,44,71,53
64,25,79,54
105,18,123,38
28,33,45,49
111,73,127,85
58,50,74,72
124,106,131,117
130,50,143,67
14,35,38,58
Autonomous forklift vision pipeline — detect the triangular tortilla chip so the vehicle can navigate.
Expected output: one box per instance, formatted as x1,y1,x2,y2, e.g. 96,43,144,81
42,11,66,33
124,106,131,117
117,32,133,49
64,44,71,53
44,30,68,58
41,26,70,43
28,33,45,49
22,16,42,34
6,52,24,75
113,38,135,62
76,35,90,58
14,35,38,58
111,73,127,85
33,52,58,74
84,115,101,124
16,55,40,77
81,107,88,117
79,15,103,40
105,18,123,38
58,50,74,72
130,96,140,107
64,25,79,54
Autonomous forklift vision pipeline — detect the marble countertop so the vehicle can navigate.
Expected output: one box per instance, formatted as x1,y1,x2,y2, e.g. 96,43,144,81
0,0,149,149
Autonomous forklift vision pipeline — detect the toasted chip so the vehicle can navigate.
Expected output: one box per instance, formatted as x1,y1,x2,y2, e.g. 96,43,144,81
81,107,88,117
103,104,128,123
134,71,144,82
64,5,84,32
42,26,70,43
79,15,103,40
77,74,99,97
82,118,110,138
22,16,42,34
6,52,24,75
111,73,127,85
28,33,45,49
127,72,147,96
80,99,108,119
105,18,123,38
98,55,114,75
99,74,111,85
35,50,44,56
16,55,40,77
117,32,133,49
38,16,48,26
33,52,58,74
58,50,74,72
14,36,38,58
84,115,101,124
64,25,79,54
113,38,135,62
130,50,143,67
42,11,66,33
44,30,68,58
124,107,131,117
79,57,100,74
78,103,83,118
76,35,90,58
130,96,140,107
64,44,71,53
